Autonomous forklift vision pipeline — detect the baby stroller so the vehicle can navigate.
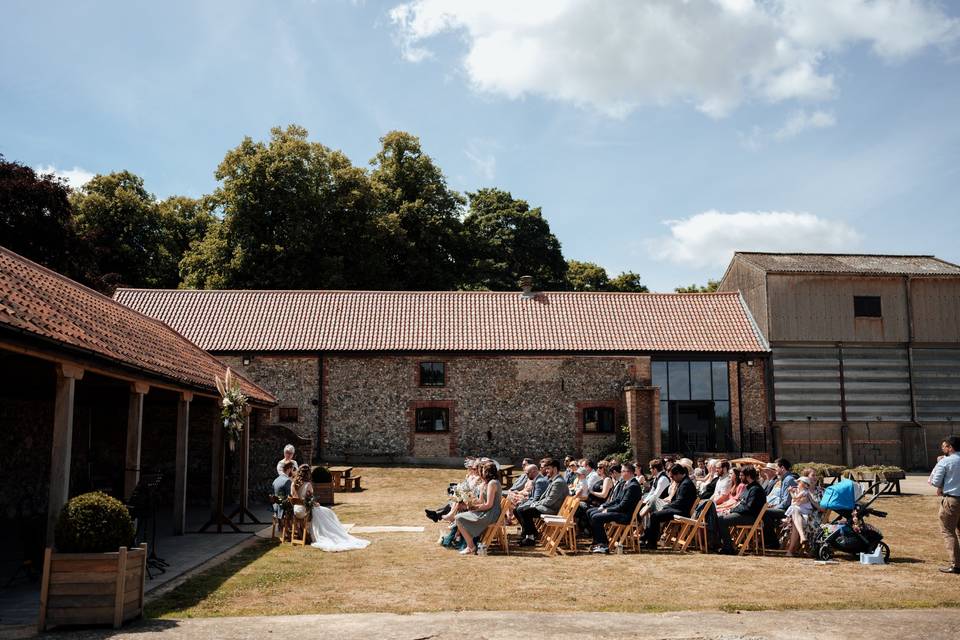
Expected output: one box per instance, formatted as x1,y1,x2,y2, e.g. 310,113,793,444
811,478,889,562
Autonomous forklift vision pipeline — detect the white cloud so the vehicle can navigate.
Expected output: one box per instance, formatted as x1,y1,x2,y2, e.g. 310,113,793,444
774,109,837,140
463,139,497,181
389,0,959,118
647,210,860,267
35,165,95,190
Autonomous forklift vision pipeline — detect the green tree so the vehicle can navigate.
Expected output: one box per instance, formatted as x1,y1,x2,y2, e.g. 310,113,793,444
461,188,567,290
158,196,216,276
566,260,609,291
370,131,466,290
608,271,649,292
0,156,87,281
182,125,388,289
71,171,171,291
674,279,719,293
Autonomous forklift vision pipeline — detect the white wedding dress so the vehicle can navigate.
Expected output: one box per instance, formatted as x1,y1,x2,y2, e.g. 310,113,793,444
295,484,370,552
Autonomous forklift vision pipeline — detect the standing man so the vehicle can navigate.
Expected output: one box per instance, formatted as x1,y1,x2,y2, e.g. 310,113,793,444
929,435,960,574
762,458,796,548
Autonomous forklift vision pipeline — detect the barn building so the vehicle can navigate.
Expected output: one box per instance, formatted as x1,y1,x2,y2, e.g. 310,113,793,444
115,286,772,489
719,252,960,469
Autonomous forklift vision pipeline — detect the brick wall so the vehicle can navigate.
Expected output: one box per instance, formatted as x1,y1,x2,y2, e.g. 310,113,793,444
322,355,643,462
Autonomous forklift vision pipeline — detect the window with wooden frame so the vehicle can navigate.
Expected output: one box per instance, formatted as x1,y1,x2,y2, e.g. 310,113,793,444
583,407,615,433
415,407,449,432
854,295,882,318
419,362,446,387
278,407,299,423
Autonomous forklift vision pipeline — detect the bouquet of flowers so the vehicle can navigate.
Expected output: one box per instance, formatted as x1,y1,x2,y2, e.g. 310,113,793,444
215,367,248,451
269,494,293,516
451,484,476,507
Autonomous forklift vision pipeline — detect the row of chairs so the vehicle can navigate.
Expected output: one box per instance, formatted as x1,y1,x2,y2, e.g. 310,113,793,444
474,493,770,556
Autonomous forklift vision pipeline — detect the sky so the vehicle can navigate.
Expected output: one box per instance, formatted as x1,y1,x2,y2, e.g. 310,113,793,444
2,0,959,292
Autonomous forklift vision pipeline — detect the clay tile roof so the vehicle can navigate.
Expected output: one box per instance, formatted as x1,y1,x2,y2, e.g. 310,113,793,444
113,288,770,354
735,252,960,276
0,246,275,405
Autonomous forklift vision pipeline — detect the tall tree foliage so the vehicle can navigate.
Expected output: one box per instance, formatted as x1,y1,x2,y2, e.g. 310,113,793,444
0,156,84,279
369,131,466,290
462,188,567,290
71,171,174,291
674,280,719,293
182,125,387,289
566,260,609,291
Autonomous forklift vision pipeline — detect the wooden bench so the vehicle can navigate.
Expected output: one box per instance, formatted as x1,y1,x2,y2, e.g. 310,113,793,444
344,475,362,491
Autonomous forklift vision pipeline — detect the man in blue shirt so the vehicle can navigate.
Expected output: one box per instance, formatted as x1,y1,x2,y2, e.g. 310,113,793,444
929,435,960,574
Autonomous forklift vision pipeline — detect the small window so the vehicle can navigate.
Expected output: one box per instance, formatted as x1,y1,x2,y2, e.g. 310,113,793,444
278,407,299,423
583,407,615,433
854,296,882,318
419,362,445,386
416,407,449,432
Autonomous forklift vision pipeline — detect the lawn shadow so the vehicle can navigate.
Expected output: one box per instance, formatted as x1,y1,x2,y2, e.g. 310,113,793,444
145,537,278,618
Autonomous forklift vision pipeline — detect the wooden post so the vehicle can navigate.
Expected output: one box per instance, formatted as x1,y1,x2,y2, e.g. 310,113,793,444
210,402,223,518
38,547,52,631
113,547,128,629
124,382,149,500
173,392,192,535
47,364,83,546
239,410,251,521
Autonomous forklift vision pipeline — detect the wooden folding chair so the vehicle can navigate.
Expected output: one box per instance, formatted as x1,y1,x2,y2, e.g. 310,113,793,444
606,498,645,553
479,496,512,554
540,496,580,557
661,498,699,549
672,500,713,553
731,502,768,556
288,497,311,546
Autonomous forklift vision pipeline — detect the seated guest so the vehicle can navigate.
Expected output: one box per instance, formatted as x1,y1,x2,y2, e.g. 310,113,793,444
563,456,577,484
516,458,568,546
641,464,697,549
581,459,601,494
425,459,481,523
710,459,733,504
454,461,503,555
715,467,746,515
588,461,615,506
276,444,298,476
783,470,822,556
586,464,623,521
762,458,797,548
760,464,779,495
717,466,765,554
508,458,536,492
272,461,295,517
642,459,671,506
588,461,643,553
698,459,719,499
694,458,706,481
572,465,588,499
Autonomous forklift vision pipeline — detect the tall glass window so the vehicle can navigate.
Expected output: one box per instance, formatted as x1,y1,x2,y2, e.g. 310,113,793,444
653,360,734,454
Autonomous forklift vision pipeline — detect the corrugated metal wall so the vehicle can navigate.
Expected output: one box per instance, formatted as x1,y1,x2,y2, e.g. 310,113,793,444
772,347,842,421
773,346,912,422
914,348,960,421
842,347,912,421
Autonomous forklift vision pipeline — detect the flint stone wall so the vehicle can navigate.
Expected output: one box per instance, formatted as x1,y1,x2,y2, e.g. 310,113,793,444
322,355,644,461
222,354,319,441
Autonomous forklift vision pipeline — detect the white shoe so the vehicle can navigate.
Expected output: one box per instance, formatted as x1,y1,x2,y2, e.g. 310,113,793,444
459,547,475,555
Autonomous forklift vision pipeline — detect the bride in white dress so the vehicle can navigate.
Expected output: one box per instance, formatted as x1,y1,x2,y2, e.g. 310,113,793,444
292,465,370,552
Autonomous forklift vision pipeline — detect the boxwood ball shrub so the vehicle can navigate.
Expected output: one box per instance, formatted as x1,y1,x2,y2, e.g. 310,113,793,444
311,465,332,483
55,491,135,553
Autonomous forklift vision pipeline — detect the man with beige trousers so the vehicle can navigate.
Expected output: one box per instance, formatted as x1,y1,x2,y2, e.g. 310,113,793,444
929,435,960,574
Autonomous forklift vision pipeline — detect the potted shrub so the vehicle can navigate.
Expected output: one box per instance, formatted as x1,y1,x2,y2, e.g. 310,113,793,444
311,465,335,506
39,492,146,631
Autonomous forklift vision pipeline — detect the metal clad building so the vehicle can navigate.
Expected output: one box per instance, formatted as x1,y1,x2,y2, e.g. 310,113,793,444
719,252,960,469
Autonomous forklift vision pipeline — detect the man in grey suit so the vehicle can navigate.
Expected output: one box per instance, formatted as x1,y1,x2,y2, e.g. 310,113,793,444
516,457,568,546
272,461,295,517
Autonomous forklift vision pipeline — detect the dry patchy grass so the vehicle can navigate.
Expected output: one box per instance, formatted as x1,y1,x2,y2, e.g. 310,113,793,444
149,466,960,618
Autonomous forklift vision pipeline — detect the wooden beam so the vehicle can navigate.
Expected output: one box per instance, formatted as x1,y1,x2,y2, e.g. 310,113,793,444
47,364,84,545
123,384,148,500
172,392,192,535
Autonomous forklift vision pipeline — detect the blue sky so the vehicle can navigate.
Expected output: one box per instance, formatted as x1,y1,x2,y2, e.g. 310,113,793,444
2,0,959,291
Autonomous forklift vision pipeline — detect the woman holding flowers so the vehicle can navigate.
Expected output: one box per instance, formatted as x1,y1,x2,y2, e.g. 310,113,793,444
454,461,502,555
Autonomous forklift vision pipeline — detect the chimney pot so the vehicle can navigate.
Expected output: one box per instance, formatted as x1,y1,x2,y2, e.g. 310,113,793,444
519,275,534,297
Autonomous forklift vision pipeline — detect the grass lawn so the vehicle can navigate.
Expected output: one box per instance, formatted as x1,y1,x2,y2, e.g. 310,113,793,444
148,466,960,618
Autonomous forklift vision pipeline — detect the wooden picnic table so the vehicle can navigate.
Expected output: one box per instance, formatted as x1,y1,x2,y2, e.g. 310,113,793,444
329,466,353,492
498,464,515,487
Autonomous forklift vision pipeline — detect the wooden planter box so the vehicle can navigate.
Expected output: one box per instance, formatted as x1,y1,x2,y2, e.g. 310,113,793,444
312,482,335,506
39,543,147,631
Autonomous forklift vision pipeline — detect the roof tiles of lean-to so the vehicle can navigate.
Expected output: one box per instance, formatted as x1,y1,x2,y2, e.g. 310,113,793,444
735,252,960,276
113,289,770,354
0,247,275,404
